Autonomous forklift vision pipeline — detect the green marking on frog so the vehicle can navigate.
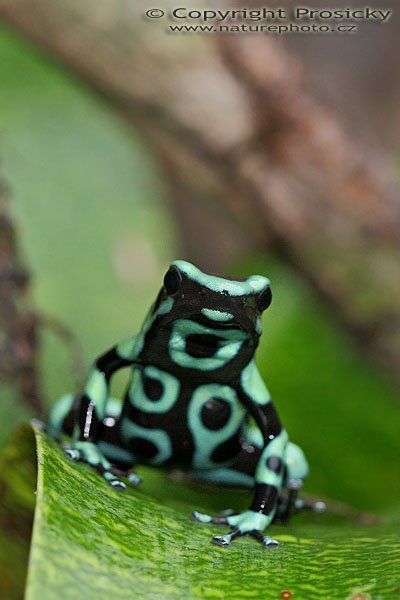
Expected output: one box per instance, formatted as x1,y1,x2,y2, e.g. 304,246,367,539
48,260,314,548
227,509,269,532
284,442,309,482
117,336,139,360
201,308,233,322
97,441,136,465
48,394,74,437
133,311,153,356
255,430,288,486
241,360,271,405
169,319,248,371
121,419,173,466
188,384,245,469
173,260,270,295
255,316,262,335
189,467,253,487
83,370,107,401
129,366,179,413
157,297,174,316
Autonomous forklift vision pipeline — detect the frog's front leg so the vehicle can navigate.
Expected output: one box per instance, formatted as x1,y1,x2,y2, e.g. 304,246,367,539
64,439,124,489
63,336,141,490
193,428,287,548
64,439,142,489
193,367,287,548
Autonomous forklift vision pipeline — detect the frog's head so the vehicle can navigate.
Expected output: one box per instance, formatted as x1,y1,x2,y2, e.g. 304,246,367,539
154,260,272,348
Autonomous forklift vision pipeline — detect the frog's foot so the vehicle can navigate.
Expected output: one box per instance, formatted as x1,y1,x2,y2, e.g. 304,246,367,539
192,509,279,548
30,418,46,432
248,530,280,548
96,463,127,490
63,441,141,490
107,466,143,487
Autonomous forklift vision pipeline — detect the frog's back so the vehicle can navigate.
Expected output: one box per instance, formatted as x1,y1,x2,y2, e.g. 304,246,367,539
116,262,270,469
119,357,247,469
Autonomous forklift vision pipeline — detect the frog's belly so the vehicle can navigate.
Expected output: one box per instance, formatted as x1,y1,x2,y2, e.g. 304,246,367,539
120,366,246,469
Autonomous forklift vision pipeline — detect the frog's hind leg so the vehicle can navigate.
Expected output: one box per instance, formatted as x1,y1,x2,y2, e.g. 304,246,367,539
98,400,139,478
48,395,141,487
190,437,260,531
187,466,254,488
189,466,254,533
273,442,315,523
48,393,121,445
188,418,264,490
48,393,77,439
192,435,312,540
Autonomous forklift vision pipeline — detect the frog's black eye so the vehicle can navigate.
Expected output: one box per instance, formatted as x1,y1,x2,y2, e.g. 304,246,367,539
164,266,182,296
256,287,272,311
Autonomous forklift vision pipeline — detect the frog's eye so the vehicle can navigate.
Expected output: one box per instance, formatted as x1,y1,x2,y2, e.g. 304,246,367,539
256,287,272,311
164,266,182,295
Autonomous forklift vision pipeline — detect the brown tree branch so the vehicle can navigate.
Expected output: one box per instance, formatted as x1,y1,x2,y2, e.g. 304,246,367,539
0,175,43,415
35,312,86,389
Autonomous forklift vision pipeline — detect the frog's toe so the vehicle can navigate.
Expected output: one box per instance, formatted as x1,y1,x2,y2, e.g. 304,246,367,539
97,464,127,491
212,529,280,548
108,466,142,487
108,478,127,491
263,536,279,548
30,418,46,431
212,534,232,547
192,511,229,525
64,447,80,461
219,508,235,517
212,528,242,547
193,511,212,523
127,473,143,487
249,530,280,548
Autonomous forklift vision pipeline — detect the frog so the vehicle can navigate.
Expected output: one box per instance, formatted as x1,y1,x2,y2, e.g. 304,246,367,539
48,260,315,548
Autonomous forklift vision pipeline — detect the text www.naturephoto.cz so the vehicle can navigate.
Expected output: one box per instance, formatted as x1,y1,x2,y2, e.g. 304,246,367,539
167,22,359,34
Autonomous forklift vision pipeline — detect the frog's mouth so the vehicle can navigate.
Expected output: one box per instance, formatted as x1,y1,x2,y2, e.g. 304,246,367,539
164,316,252,336
168,315,251,347
162,309,257,337
166,322,250,372
184,332,225,359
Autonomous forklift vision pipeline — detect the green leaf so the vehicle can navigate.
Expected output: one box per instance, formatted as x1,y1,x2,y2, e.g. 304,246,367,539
1,424,399,599
0,425,37,600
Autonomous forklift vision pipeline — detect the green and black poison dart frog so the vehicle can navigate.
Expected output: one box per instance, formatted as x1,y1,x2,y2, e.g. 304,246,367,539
49,260,315,548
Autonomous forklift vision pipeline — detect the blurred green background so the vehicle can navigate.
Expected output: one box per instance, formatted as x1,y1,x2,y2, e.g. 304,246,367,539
0,23,399,522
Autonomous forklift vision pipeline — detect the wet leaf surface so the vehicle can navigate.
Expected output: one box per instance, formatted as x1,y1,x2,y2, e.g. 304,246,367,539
3,424,398,599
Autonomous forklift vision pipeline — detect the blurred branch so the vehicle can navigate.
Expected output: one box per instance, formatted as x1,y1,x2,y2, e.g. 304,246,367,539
35,312,86,389
0,173,86,414
1,1,400,383
0,175,43,415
